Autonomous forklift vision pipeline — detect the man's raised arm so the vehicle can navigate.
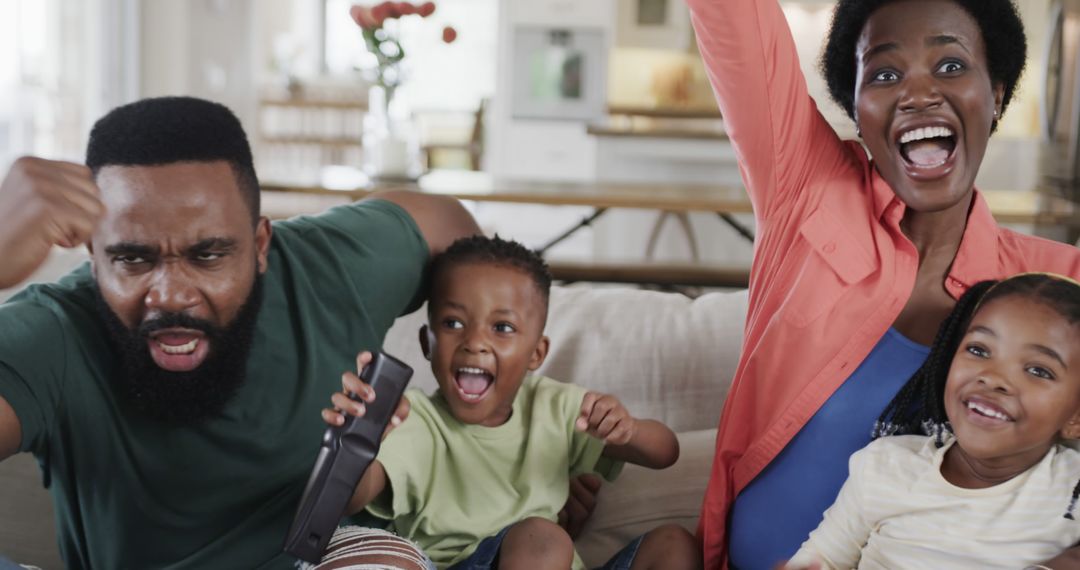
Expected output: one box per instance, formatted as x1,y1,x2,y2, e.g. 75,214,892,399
0,156,104,462
365,191,480,258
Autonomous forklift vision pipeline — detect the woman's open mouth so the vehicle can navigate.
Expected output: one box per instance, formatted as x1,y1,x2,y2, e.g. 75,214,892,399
897,125,958,181
453,366,494,402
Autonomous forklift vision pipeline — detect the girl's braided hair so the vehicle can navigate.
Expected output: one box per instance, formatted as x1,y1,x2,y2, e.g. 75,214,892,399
874,273,1080,517
872,280,994,445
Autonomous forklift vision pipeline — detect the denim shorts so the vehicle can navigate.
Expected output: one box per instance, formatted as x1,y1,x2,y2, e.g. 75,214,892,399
442,526,645,570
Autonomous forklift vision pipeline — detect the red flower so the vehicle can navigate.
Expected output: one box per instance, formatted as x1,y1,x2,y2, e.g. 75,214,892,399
371,2,395,24
417,2,436,17
349,5,378,29
395,2,417,15
442,26,457,44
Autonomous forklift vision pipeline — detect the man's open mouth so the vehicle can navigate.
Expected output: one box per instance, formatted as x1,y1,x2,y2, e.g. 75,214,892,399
454,366,494,402
147,329,210,372
898,125,957,176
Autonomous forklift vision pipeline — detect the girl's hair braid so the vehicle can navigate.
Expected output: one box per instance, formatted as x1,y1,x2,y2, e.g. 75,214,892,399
1065,478,1080,520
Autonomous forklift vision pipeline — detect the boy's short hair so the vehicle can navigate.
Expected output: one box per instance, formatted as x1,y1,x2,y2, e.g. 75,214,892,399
85,96,260,224
430,235,552,308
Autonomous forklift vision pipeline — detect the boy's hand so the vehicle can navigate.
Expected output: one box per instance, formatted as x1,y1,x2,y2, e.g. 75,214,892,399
321,351,411,441
557,473,602,539
576,392,636,445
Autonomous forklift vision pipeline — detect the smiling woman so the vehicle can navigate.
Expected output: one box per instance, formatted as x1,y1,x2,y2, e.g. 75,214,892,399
682,0,1080,568
824,0,1025,215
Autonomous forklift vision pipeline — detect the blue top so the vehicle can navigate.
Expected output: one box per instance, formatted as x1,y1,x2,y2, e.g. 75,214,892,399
728,328,930,570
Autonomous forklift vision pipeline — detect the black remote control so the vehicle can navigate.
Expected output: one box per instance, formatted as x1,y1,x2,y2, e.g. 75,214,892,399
284,351,413,563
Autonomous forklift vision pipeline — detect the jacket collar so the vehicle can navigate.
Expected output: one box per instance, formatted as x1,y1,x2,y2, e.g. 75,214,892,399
869,165,1001,298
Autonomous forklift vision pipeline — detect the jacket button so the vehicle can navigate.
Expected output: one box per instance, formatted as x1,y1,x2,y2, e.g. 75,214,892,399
823,242,836,253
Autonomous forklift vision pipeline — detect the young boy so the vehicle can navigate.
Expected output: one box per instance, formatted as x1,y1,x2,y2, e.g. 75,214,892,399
324,235,701,569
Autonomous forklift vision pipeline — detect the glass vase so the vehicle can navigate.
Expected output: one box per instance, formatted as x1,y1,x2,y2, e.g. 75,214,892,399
363,85,421,181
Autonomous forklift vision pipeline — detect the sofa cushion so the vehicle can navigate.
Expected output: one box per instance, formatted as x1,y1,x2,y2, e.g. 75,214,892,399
575,428,716,567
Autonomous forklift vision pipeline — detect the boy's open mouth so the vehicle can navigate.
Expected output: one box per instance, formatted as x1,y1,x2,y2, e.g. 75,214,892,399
897,125,957,179
454,366,494,402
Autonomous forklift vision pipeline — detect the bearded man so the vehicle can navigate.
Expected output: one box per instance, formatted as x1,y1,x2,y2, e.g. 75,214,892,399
0,96,479,568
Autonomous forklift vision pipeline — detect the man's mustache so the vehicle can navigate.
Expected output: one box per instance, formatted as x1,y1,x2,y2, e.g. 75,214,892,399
136,312,218,338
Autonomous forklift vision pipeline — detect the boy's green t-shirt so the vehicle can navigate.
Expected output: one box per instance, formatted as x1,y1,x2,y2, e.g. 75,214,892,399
0,200,428,569
368,375,623,569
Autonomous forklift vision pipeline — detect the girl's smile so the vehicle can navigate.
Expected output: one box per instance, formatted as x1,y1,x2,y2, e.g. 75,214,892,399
942,294,1080,488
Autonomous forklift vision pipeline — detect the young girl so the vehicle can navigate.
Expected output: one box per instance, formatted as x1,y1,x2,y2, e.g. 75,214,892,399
785,273,1080,569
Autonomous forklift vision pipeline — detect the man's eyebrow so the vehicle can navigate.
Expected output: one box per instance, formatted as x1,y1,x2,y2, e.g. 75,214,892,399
188,238,238,252
103,242,158,257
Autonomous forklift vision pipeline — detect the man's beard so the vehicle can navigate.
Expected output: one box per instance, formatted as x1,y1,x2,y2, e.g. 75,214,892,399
93,276,264,424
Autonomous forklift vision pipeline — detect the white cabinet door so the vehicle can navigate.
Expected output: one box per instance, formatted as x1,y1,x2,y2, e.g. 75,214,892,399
508,0,615,28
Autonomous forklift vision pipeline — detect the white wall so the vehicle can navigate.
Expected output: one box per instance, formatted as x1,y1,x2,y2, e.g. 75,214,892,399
139,0,257,135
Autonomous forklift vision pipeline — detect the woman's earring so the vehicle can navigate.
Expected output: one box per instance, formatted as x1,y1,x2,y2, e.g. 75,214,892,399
856,125,862,138
993,109,1000,119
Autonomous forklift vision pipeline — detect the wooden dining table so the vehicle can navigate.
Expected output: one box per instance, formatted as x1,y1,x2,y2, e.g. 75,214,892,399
261,168,1080,288
263,168,1080,226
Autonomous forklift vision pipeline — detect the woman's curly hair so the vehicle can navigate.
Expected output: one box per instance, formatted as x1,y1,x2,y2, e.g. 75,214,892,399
820,0,1027,127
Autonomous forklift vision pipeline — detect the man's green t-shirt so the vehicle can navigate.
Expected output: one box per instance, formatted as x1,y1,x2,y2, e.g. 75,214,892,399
368,375,623,569
0,200,428,569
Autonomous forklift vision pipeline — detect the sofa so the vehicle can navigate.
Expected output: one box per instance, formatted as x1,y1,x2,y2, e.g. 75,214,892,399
0,247,747,568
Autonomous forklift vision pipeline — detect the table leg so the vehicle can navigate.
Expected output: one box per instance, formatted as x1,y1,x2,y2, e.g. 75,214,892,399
535,208,608,255
645,211,700,262
718,212,755,242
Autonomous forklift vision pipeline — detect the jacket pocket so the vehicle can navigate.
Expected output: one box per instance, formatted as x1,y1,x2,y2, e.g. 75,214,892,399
780,206,876,327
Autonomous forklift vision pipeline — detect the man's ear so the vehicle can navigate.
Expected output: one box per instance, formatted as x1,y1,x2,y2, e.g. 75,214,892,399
418,325,435,361
527,335,550,372
1062,411,1080,440
86,241,96,277
254,217,272,274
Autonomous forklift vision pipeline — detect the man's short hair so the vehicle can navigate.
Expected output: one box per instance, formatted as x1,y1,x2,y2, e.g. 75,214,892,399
85,96,260,223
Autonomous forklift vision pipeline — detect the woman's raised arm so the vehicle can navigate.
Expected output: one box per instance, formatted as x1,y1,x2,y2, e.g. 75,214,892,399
686,0,848,220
